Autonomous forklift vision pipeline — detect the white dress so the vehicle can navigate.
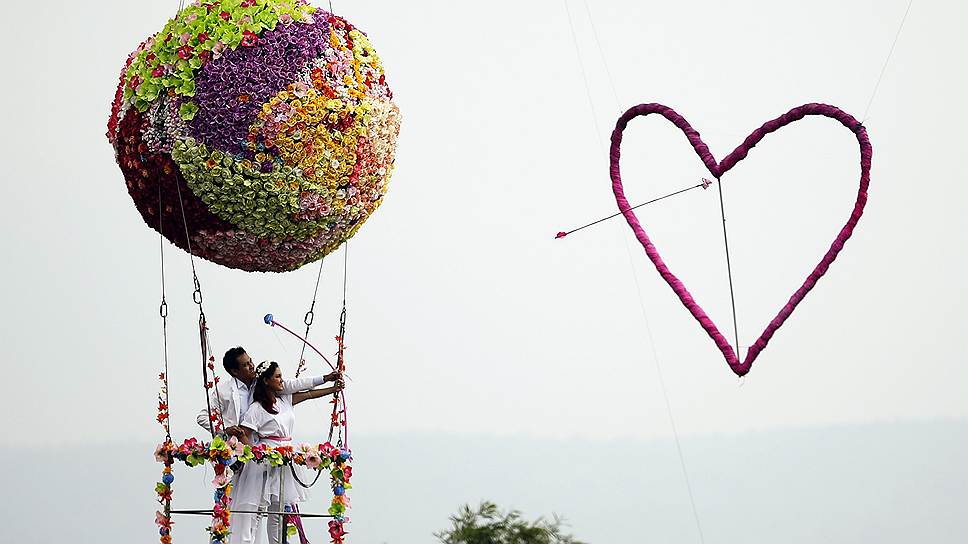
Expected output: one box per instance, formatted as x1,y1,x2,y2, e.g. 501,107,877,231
235,394,311,512
231,394,311,542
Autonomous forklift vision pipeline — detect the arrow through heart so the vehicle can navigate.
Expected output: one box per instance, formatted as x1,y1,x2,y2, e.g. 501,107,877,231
610,103,871,376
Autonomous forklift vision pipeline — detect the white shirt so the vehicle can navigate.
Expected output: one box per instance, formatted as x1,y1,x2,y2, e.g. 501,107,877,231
196,374,326,433
241,394,297,444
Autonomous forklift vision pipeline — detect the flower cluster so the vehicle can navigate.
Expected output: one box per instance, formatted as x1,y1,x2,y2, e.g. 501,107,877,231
325,444,352,543
154,441,175,544
108,0,400,272
157,372,170,434
209,483,232,543
156,436,352,543
204,355,225,434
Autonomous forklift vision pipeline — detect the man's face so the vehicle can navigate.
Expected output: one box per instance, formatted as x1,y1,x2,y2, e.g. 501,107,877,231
234,353,256,383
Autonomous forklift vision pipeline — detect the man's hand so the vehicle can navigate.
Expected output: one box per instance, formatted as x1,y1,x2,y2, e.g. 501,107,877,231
224,426,246,439
324,371,342,383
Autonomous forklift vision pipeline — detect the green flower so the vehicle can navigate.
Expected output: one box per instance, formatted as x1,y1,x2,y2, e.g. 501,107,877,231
179,101,199,120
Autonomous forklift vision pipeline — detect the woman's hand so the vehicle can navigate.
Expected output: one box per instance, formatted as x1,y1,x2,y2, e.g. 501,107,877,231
293,382,344,405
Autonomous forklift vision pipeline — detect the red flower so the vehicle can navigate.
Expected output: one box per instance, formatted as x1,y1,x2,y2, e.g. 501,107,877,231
219,11,231,21
199,50,211,64
242,0,256,6
129,75,142,89
198,32,209,43
241,31,258,47
342,466,353,480
152,67,165,77
178,45,194,59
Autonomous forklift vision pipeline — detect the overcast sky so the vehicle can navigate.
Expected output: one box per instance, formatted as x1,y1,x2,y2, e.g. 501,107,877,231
2,0,966,542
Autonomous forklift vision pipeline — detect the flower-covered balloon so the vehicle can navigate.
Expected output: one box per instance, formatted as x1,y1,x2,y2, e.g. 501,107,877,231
107,0,401,272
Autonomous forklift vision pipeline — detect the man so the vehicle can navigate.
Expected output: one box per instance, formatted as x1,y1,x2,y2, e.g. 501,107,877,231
197,346,340,544
196,346,340,435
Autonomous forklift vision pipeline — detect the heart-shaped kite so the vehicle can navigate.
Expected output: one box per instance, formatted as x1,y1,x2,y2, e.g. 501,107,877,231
610,103,871,376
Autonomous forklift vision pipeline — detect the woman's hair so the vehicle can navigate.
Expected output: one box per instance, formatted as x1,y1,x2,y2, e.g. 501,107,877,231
252,361,280,414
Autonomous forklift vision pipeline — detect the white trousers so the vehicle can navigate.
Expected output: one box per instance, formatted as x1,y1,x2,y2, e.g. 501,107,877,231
265,500,291,544
228,510,268,544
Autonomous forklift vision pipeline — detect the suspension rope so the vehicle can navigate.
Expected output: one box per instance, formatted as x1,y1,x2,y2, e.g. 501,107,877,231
158,185,172,442
561,2,707,541
173,179,225,437
715,177,741,357
862,0,914,122
329,243,349,446
295,257,326,378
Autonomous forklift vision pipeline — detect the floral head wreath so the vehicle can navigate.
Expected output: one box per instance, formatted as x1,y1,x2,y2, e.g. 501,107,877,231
255,361,274,378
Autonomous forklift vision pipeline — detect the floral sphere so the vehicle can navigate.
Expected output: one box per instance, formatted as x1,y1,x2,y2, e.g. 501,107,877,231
107,0,401,272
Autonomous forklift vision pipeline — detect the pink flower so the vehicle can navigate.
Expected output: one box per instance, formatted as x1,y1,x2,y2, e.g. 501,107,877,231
212,42,227,59
320,442,338,459
305,451,322,469
179,32,192,46
155,511,172,528
212,472,229,487
342,466,353,481
280,13,294,24
241,31,258,47
154,442,169,462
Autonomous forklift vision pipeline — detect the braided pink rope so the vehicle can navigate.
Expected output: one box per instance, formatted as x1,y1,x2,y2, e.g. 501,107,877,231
610,103,871,376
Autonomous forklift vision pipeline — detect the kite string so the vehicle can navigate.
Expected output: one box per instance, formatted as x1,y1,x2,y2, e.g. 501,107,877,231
563,2,707,542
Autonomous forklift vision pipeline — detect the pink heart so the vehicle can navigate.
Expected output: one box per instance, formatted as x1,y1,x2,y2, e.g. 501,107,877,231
610,103,871,376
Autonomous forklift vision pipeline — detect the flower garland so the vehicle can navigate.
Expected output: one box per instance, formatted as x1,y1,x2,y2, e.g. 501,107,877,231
154,442,175,544
155,372,173,544
155,436,352,543
108,0,401,272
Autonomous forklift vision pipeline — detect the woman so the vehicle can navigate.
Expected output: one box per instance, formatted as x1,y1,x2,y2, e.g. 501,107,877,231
232,361,343,544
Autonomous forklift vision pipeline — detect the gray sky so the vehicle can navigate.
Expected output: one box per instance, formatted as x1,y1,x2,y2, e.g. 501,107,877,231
2,0,966,542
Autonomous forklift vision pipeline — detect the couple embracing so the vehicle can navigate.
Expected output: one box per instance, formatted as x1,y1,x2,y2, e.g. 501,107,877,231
197,347,343,544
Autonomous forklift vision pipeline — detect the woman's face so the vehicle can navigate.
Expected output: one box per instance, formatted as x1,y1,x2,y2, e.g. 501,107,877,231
268,367,284,392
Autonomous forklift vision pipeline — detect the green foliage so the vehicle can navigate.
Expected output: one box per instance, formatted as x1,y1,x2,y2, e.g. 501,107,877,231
435,501,585,544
